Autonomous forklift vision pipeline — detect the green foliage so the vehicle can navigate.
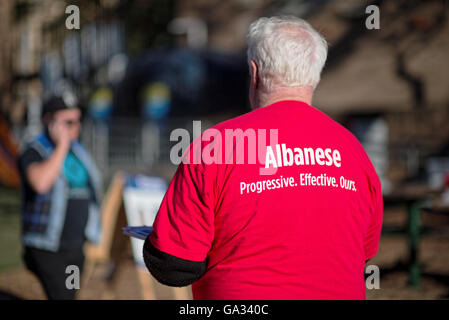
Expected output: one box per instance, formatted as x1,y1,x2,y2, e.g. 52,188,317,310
0,187,22,271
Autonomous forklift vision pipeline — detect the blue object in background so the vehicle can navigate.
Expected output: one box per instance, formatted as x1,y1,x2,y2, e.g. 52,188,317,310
141,82,171,120
125,173,168,191
88,87,113,121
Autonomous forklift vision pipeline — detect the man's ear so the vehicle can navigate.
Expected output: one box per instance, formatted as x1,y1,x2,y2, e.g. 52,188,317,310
250,60,258,89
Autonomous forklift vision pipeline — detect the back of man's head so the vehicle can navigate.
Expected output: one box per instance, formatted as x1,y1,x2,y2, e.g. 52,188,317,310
247,16,328,93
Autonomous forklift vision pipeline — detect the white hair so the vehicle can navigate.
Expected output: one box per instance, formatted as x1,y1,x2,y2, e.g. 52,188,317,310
247,16,328,92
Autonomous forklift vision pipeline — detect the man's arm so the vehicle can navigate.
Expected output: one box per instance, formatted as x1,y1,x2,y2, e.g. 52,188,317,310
141,144,216,287
143,236,207,287
363,166,384,262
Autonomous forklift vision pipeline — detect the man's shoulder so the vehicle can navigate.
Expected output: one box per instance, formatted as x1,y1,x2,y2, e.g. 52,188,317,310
301,104,366,150
325,119,381,186
210,100,304,131
211,109,260,132
210,100,355,138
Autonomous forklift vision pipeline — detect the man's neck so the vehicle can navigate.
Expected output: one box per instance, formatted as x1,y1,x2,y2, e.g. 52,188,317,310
258,85,313,108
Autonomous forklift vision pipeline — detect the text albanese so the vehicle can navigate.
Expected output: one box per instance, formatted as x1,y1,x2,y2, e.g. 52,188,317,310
265,144,342,169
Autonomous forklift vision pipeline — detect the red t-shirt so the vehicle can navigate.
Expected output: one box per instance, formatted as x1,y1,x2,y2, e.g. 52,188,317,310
149,100,383,300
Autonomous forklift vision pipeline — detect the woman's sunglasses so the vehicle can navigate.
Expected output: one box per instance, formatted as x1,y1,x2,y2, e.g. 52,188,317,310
63,119,81,127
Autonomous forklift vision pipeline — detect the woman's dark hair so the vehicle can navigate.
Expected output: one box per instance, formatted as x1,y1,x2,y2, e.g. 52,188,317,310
41,94,79,121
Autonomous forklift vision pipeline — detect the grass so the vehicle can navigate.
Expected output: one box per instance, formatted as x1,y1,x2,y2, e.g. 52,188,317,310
0,186,23,271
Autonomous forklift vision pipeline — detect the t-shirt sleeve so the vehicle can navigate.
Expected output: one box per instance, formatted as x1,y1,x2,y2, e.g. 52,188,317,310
148,161,216,262
18,148,43,176
363,172,383,261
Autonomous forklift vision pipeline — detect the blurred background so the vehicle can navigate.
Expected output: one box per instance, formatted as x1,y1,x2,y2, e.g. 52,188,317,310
0,0,448,299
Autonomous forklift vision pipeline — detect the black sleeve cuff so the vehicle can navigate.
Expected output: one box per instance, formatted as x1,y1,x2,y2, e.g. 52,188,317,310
142,236,208,287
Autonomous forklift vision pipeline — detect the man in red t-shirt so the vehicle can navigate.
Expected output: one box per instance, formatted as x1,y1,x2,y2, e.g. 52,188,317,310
143,16,383,300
